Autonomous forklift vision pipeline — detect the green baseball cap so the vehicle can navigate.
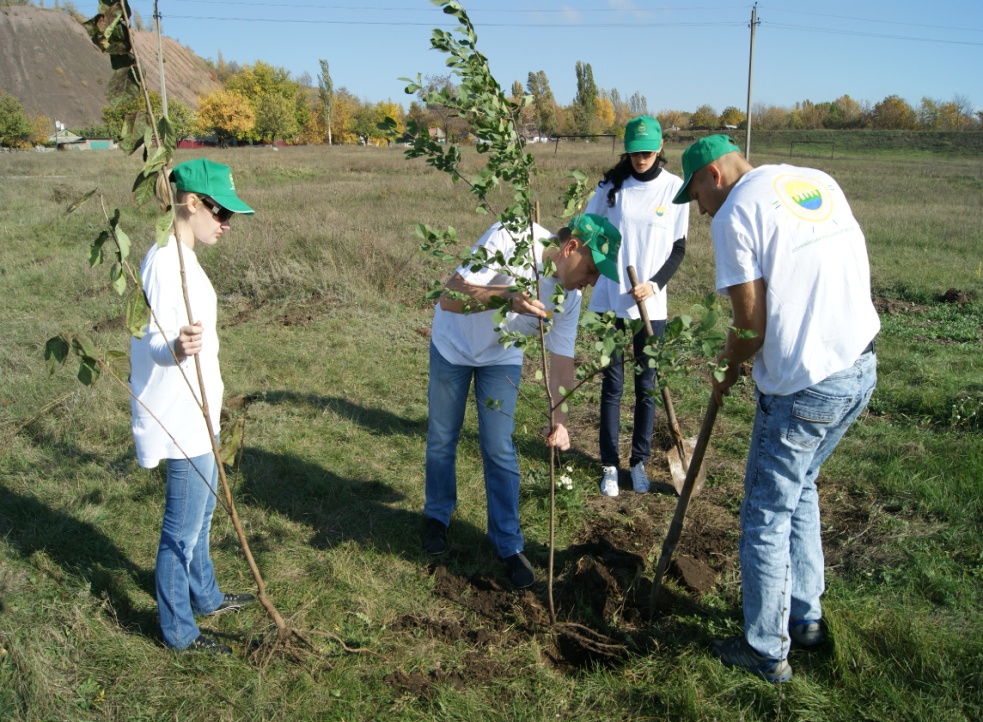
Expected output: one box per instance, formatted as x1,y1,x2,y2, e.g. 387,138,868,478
624,115,662,153
672,135,743,204
170,158,254,214
569,213,621,283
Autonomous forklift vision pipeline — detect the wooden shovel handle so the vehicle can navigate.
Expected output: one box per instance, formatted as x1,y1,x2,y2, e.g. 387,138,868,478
626,266,688,467
649,393,720,613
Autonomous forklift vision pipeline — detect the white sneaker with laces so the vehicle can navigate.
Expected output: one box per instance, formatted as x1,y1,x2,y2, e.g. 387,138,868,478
600,466,619,497
630,462,650,493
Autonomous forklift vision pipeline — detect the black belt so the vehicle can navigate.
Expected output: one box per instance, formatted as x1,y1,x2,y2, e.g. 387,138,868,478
861,339,875,355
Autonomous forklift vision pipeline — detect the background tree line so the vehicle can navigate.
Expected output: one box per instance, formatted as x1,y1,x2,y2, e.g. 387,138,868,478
1,13,980,150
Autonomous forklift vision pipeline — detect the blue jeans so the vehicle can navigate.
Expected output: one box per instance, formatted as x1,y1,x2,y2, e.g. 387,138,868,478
599,318,665,467
156,444,225,649
741,349,877,660
424,342,524,558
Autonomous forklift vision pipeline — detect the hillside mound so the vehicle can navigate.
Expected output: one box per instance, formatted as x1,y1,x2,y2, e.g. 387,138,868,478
0,4,219,129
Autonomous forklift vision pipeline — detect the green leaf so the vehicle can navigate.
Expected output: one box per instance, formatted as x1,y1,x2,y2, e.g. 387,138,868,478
132,172,157,206
114,224,130,262
71,334,98,360
43,336,70,375
110,262,127,296
89,231,110,267
157,116,176,154
126,286,150,338
77,357,101,386
156,211,174,247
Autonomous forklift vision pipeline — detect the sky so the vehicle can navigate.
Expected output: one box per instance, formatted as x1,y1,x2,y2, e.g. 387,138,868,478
75,1,983,115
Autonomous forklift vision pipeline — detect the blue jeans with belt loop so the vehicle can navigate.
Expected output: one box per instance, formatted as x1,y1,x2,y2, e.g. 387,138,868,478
424,342,525,558
156,442,225,649
741,349,877,661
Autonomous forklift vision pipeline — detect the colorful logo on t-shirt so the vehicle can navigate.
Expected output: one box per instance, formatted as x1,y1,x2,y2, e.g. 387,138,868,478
773,175,833,222
653,205,666,218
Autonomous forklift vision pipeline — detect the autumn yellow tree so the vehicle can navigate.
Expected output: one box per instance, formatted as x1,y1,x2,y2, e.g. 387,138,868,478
196,89,255,144
657,109,689,132
375,100,405,137
594,96,615,133
299,97,327,145
224,61,307,142
719,106,746,128
330,88,360,144
871,95,916,129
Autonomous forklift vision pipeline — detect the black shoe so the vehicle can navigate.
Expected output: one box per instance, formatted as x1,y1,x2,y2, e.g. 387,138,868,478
503,552,535,589
208,592,256,616
423,517,448,555
710,636,792,683
185,634,232,655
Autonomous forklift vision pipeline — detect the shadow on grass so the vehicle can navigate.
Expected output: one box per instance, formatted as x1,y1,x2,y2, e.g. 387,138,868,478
234,390,606,581
236,443,508,579
239,390,428,438
0,483,158,639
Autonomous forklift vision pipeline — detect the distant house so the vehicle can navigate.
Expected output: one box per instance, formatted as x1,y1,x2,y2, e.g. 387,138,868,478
47,130,118,150
49,129,81,147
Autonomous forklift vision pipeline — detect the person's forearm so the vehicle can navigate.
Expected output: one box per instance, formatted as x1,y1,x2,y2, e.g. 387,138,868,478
439,282,512,314
650,236,687,290
718,327,763,368
439,272,544,317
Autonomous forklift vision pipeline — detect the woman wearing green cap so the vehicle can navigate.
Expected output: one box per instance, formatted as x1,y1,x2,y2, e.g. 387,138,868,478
129,159,256,654
584,115,690,497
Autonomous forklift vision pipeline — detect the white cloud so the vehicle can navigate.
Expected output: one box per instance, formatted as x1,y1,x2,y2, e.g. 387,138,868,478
608,0,646,17
560,5,584,24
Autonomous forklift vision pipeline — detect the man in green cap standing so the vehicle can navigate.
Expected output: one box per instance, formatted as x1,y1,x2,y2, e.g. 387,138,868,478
423,214,621,588
672,136,879,682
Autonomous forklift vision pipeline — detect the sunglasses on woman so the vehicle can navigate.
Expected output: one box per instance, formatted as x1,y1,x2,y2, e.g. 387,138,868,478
199,197,234,223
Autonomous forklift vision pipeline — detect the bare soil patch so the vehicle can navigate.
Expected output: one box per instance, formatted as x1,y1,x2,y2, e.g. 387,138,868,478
384,451,896,699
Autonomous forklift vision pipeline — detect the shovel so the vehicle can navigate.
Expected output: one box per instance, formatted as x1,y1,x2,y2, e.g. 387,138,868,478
649,393,720,613
627,266,706,497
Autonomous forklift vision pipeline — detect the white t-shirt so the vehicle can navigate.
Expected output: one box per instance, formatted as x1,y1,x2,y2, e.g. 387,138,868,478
586,170,689,321
712,164,881,396
431,223,581,367
129,236,223,468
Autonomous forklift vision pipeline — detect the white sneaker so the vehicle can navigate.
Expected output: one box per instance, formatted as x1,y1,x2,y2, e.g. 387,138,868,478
630,462,650,493
600,466,619,497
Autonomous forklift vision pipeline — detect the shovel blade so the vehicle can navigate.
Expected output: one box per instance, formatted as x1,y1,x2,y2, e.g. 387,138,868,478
667,437,706,498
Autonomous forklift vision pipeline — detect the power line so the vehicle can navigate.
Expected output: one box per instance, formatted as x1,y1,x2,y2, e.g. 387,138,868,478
762,7,983,34
162,14,745,29
765,21,983,47
146,0,746,12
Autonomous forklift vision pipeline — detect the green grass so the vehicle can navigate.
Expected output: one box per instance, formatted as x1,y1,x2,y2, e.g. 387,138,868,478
1,143,982,721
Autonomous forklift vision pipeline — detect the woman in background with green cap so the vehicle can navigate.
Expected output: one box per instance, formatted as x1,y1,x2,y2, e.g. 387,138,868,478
129,158,256,654
584,115,690,497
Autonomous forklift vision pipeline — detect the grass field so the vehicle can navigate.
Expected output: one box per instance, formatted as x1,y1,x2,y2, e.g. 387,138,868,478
1,142,981,721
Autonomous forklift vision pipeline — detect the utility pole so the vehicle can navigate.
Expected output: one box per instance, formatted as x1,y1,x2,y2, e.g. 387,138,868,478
745,3,760,162
154,0,169,119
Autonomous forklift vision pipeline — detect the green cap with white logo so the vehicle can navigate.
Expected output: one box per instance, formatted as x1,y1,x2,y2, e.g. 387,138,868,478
170,158,254,214
568,213,621,282
624,115,663,153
